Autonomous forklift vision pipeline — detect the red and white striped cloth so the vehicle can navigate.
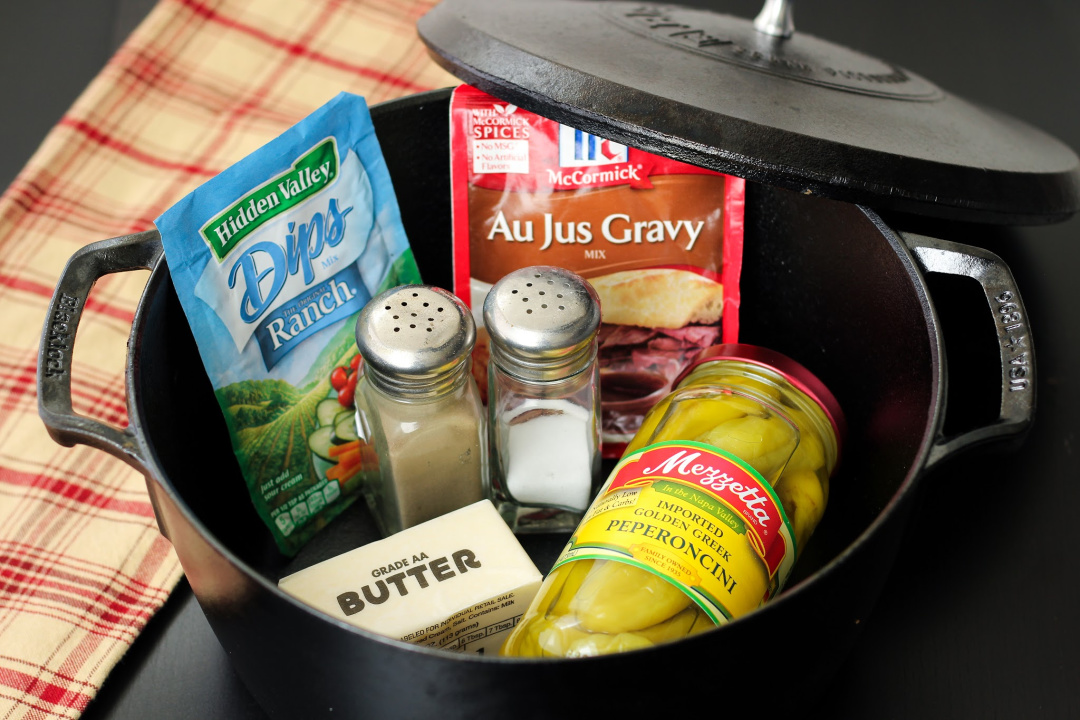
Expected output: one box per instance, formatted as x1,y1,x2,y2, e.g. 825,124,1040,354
0,1,455,716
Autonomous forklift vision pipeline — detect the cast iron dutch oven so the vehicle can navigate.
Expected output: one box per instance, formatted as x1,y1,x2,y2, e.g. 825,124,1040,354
36,1,1080,717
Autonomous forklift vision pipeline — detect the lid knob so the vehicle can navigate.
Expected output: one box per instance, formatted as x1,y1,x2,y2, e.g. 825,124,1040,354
754,0,795,38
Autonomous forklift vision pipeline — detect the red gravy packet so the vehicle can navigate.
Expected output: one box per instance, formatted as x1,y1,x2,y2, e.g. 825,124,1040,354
449,85,744,458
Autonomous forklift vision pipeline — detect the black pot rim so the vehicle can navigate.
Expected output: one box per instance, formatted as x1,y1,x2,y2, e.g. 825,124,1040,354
124,201,944,666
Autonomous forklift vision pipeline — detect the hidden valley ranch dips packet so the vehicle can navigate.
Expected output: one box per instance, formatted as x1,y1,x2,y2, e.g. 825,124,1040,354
156,92,420,555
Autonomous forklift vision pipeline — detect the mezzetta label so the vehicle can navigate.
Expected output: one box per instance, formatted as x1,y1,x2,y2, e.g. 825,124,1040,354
554,441,795,624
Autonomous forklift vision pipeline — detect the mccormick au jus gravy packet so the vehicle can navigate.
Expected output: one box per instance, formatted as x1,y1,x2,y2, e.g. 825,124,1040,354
449,85,745,458
156,92,421,555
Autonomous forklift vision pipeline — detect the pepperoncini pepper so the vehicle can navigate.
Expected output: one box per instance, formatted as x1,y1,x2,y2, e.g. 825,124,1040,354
500,344,844,658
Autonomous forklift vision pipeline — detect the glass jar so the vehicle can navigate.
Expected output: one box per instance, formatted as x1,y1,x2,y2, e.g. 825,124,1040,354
500,343,844,657
353,285,487,537
484,266,602,533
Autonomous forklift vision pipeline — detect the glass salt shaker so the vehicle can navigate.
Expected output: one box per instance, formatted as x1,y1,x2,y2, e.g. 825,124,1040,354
484,266,602,533
353,285,487,537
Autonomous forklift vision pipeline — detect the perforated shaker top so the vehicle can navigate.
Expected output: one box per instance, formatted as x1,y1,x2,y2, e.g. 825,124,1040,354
355,285,475,394
483,266,601,381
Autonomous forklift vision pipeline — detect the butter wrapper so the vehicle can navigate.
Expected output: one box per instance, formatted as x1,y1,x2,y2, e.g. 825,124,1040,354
278,501,542,654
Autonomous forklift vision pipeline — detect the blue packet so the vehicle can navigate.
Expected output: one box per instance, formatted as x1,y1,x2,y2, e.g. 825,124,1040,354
156,92,421,556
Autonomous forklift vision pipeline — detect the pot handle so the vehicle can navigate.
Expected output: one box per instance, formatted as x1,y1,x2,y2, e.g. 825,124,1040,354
901,232,1034,471
38,230,162,474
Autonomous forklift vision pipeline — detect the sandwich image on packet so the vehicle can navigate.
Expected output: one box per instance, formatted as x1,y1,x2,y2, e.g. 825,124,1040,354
156,92,421,556
449,85,745,458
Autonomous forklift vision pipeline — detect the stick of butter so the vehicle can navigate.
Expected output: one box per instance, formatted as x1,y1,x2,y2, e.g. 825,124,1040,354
278,500,543,654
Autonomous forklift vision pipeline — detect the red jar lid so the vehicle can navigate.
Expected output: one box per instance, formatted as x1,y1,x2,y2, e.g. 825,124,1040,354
674,344,846,449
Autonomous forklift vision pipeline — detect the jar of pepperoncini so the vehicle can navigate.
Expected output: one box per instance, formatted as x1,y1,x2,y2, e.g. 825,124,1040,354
500,344,845,658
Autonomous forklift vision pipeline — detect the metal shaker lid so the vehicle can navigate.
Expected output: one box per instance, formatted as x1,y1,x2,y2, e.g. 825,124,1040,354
484,266,601,382
356,285,475,396
418,0,1080,225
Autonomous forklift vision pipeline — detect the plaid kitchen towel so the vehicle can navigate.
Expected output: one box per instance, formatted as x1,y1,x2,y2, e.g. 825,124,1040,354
0,0,456,716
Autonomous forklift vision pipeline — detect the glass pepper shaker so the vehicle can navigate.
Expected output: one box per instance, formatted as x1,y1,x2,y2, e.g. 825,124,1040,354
484,266,602,533
353,285,487,537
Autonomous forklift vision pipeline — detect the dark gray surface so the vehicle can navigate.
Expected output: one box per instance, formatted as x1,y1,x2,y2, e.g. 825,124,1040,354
6,1,1079,718
0,1,148,185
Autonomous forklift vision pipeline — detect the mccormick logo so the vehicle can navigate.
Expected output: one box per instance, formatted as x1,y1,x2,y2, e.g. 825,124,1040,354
200,138,339,260
558,125,627,167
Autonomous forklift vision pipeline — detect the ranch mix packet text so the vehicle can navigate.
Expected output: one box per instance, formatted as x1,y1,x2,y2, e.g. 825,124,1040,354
156,92,420,555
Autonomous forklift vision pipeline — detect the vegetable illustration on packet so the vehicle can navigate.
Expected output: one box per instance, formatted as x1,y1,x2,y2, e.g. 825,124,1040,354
156,92,420,555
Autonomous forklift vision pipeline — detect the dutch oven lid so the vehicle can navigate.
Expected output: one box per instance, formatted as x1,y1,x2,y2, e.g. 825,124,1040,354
418,0,1080,225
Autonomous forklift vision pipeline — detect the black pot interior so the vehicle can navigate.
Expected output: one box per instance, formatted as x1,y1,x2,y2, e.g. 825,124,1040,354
133,88,935,660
